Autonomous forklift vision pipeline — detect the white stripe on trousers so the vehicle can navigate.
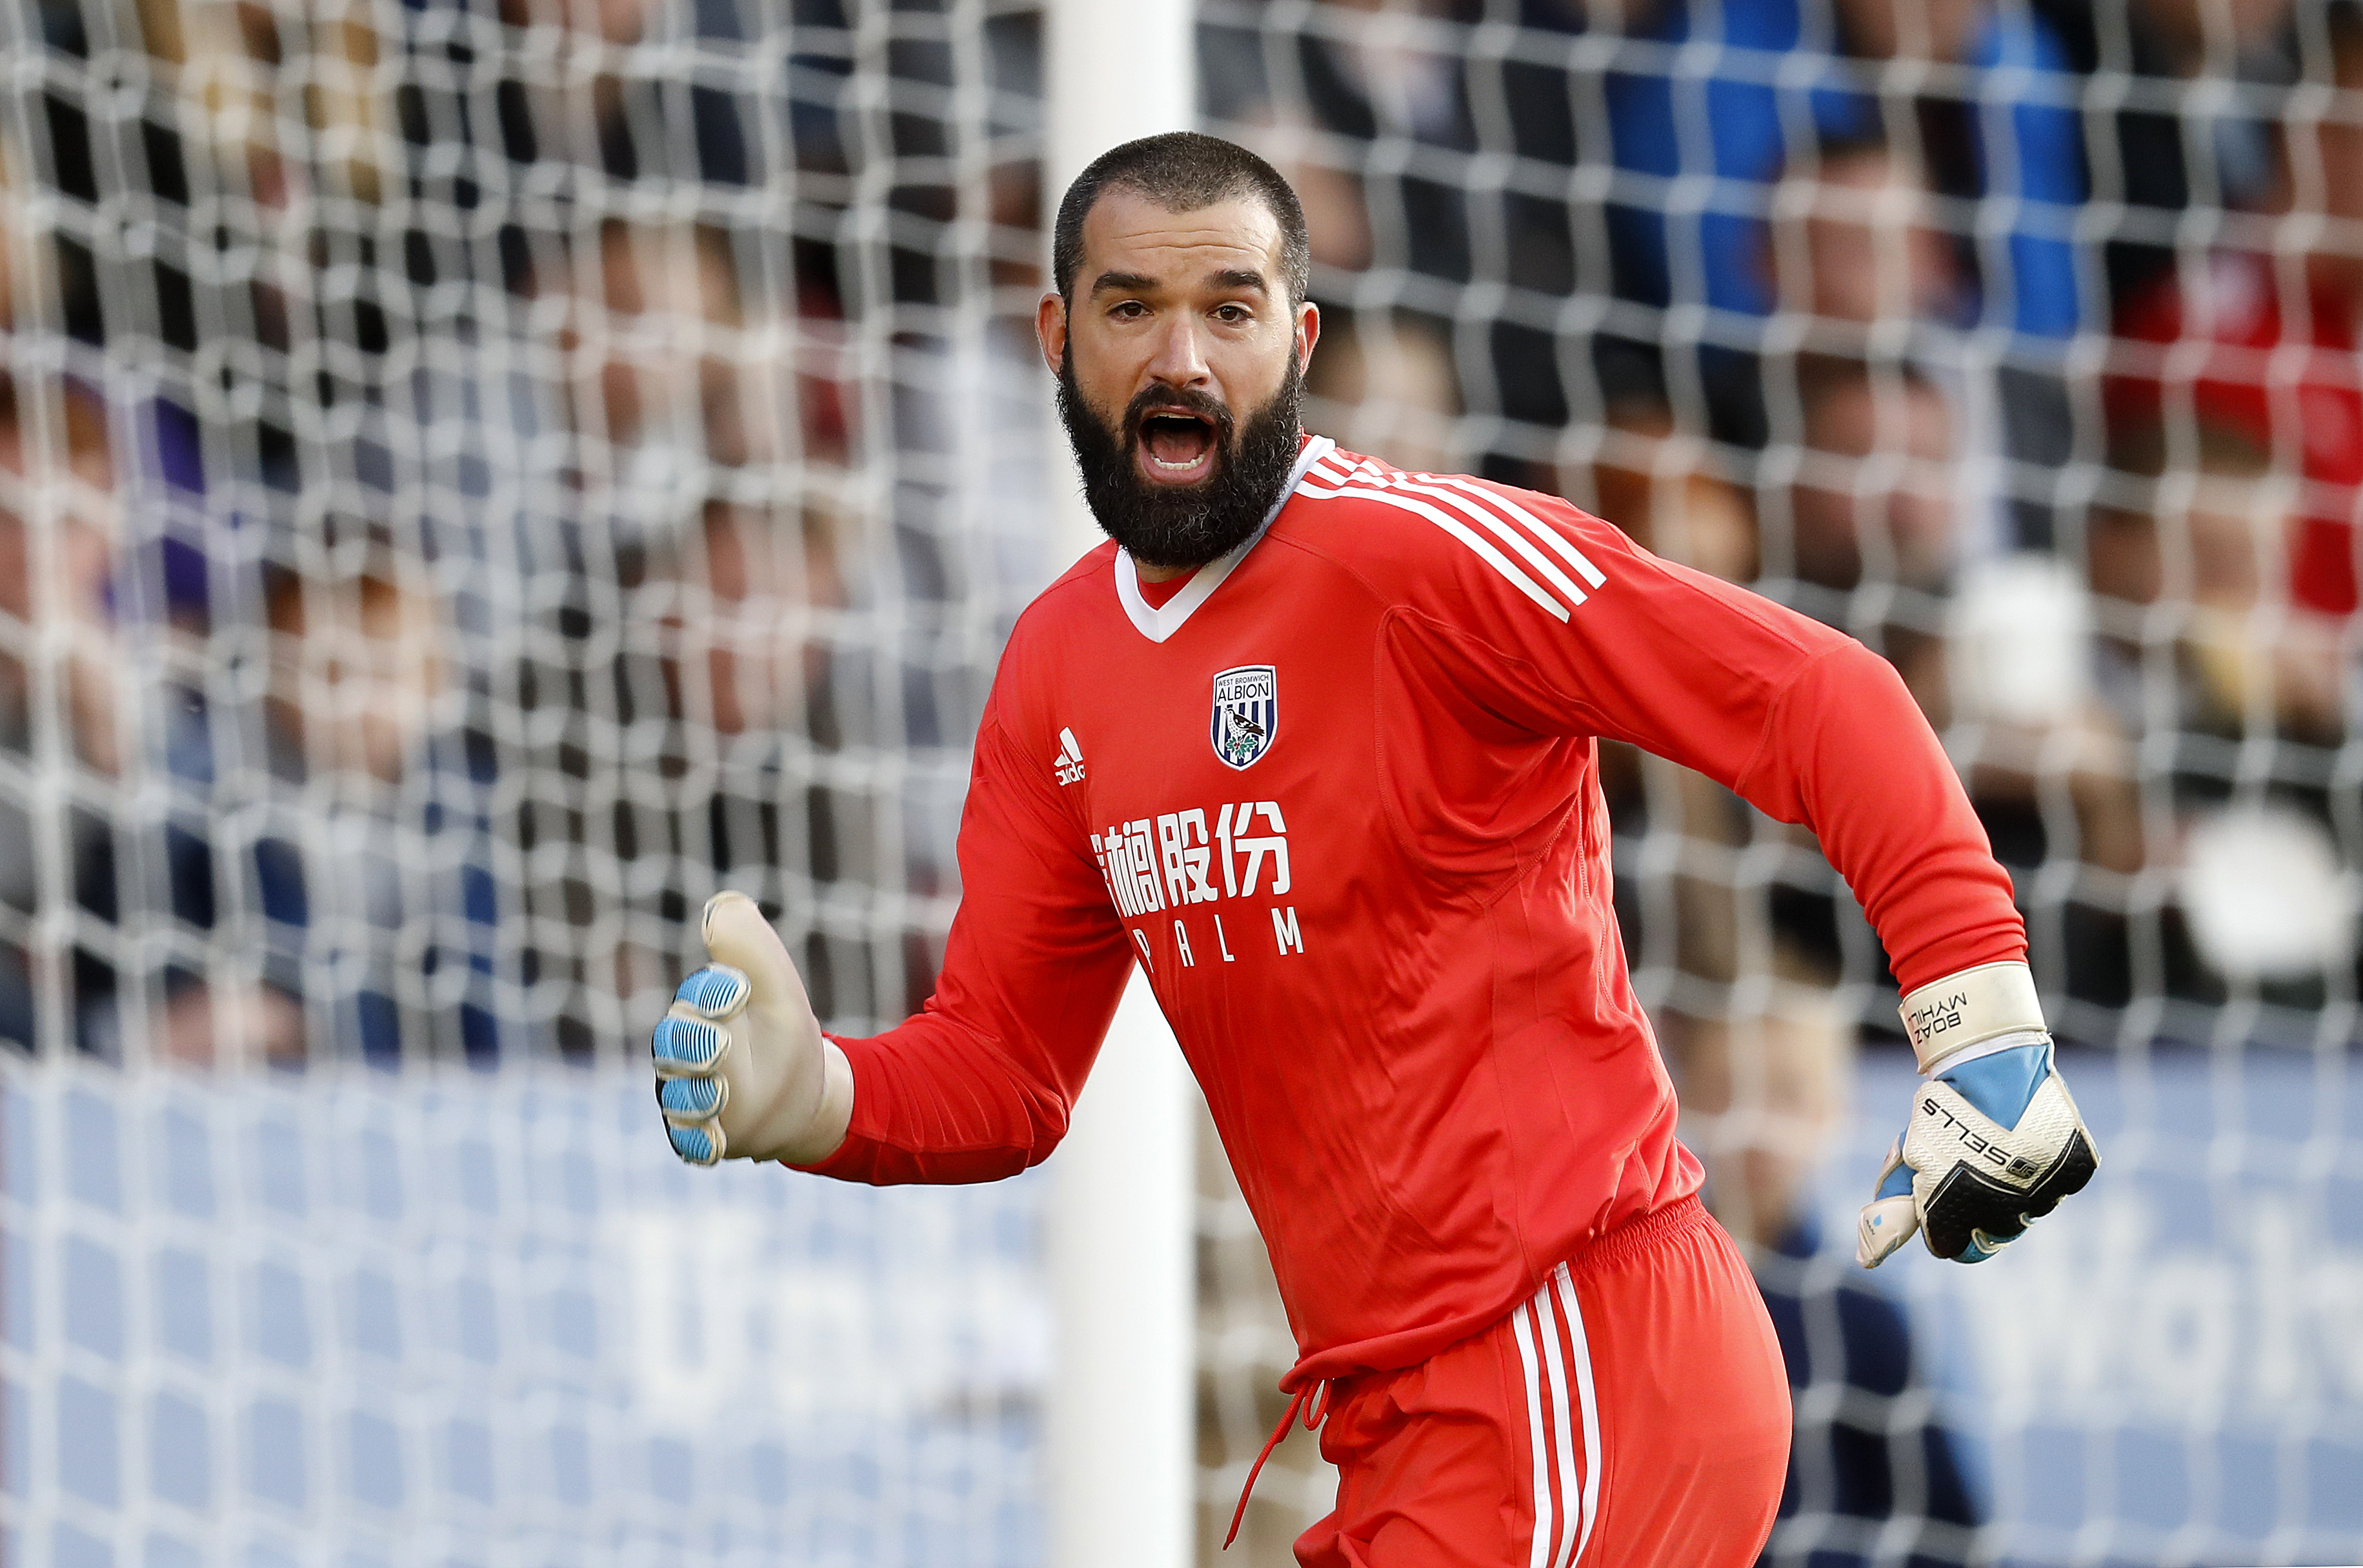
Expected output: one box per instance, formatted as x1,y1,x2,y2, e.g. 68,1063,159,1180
1513,1265,1602,1568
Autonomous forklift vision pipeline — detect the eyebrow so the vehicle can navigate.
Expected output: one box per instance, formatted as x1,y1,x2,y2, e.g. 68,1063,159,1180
1089,270,1160,296
1087,267,1273,297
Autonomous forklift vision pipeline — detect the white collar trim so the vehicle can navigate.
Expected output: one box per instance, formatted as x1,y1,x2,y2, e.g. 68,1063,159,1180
1112,436,1336,644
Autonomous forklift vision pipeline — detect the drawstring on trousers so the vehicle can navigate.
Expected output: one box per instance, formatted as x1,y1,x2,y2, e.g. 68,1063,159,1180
1223,1378,1330,1551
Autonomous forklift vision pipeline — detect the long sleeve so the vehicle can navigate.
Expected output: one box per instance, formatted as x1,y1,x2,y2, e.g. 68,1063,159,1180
1387,492,2022,995
792,696,1136,1185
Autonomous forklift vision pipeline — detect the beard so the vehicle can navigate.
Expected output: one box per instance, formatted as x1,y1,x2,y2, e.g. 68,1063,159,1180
1055,347,1305,570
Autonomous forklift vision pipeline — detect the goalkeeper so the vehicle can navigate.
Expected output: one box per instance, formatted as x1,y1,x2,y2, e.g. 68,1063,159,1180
652,132,2097,1567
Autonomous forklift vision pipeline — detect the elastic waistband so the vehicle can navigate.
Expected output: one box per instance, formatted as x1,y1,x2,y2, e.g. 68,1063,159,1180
1561,1192,1710,1285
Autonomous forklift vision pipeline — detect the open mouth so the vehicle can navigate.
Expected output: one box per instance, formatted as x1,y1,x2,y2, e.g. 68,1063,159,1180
1136,408,1219,485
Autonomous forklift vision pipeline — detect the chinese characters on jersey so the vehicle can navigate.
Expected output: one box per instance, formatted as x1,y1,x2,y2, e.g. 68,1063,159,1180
1091,800,1302,966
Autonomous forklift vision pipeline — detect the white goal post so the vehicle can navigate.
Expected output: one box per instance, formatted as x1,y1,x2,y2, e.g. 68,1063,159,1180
1041,6,1200,1567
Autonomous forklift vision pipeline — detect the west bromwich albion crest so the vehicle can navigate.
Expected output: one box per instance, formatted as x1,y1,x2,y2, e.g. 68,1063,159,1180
1211,665,1278,770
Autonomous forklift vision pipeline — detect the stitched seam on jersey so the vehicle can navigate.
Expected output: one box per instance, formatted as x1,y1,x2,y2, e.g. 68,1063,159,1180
1729,639,1855,809
980,710,1100,847
1272,513,1593,904
1366,605,1432,896
1378,605,1592,913
1363,607,1548,915
1111,434,1336,642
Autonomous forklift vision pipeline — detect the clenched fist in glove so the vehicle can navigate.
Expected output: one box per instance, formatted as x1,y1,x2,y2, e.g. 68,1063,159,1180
1858,961,2098,1267
652,892,854,1166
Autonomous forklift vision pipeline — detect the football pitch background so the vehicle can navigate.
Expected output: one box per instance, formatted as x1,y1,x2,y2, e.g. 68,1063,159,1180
3,0,2362,1562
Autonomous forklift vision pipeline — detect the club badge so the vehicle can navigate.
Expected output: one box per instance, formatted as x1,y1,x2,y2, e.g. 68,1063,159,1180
1211,665,1278,770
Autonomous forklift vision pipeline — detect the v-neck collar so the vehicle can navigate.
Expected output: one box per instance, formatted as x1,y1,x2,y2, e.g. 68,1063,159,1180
1112,435,1336,644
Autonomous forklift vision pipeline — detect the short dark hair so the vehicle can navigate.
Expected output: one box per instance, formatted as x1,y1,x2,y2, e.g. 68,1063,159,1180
1052,132,1311,307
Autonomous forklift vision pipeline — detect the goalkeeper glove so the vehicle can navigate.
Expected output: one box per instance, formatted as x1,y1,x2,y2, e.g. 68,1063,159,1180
1857,961,2098,1267
652,891,854,1166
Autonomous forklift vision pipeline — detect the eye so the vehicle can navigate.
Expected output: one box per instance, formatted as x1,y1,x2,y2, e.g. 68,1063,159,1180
1214,303,1251,323
1111,300,1148,319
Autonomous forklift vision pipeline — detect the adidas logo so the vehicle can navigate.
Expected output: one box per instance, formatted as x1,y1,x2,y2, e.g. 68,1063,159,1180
1054,727,1087,787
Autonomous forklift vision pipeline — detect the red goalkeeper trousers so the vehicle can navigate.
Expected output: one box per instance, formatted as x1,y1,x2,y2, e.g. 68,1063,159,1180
1266,1196,1790,1568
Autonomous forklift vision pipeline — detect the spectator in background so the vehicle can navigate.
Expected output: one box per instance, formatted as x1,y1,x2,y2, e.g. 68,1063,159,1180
1665,996,1989,1568
0,350,129,1055
2029,0,2294,314
1763,135,1965,342
1587,385,1764,585
2082,385,2353,1001
1775,358,1964,727
1277,0,1478,285
0,129,255,1063
2105,0,2363,619
1604,0,2087,336
1301,308,1465,476
1786,361,1960,594
2084,424,2350,745
245,523,454,1065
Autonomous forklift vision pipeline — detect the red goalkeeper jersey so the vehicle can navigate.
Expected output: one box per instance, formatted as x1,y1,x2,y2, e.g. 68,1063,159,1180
803,436,2024,1385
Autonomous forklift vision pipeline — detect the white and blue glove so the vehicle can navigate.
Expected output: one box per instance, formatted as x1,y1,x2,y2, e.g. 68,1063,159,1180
1858,962,2098,1267
653,891,854,1167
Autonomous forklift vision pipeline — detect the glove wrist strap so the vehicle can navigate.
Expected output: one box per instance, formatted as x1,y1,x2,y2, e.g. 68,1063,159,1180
1900,961,2047,1074
754,1039,856,1166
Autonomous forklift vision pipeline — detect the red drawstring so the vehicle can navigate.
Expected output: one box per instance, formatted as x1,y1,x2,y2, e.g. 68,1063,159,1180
1223,1378,1330,1551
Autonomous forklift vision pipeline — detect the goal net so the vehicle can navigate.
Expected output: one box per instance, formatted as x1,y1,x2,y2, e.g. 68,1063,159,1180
1200,1,2363,1564
1,0,1057,1560
7,0,2362,1564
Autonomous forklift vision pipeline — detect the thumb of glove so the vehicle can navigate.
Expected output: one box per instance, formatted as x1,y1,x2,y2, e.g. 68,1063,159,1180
701,891,810,1026
1856,1135,1922,1269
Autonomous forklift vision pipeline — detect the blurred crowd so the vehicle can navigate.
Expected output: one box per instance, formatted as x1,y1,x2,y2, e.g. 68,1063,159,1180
7,0,2349,1045
0,0,1055,1067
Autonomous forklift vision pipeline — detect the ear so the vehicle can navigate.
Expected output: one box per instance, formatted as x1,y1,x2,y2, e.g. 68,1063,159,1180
1037,291,1068,376
1294,299,1321,377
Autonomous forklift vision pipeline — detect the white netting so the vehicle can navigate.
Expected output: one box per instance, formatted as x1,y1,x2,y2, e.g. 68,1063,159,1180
1,0,1058,1558
1201,1,2363,1564
10,0,2363,1562
5,1060,1048,1564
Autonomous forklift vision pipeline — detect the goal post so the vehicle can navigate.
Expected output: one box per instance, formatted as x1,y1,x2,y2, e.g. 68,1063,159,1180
1040,5,1200,1566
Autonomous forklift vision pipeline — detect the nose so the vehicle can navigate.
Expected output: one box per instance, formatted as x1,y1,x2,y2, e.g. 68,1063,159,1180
1143,312,1211,391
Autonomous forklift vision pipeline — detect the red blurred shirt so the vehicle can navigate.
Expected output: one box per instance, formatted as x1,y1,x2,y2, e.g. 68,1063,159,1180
2113,250,2363,615
803,439,2024,1385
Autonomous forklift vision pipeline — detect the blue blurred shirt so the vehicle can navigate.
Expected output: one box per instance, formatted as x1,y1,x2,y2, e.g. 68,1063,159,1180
1604,0,2085,337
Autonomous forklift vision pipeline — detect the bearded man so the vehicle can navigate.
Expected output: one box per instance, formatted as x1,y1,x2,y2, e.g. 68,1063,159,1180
650,132,2096,1568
